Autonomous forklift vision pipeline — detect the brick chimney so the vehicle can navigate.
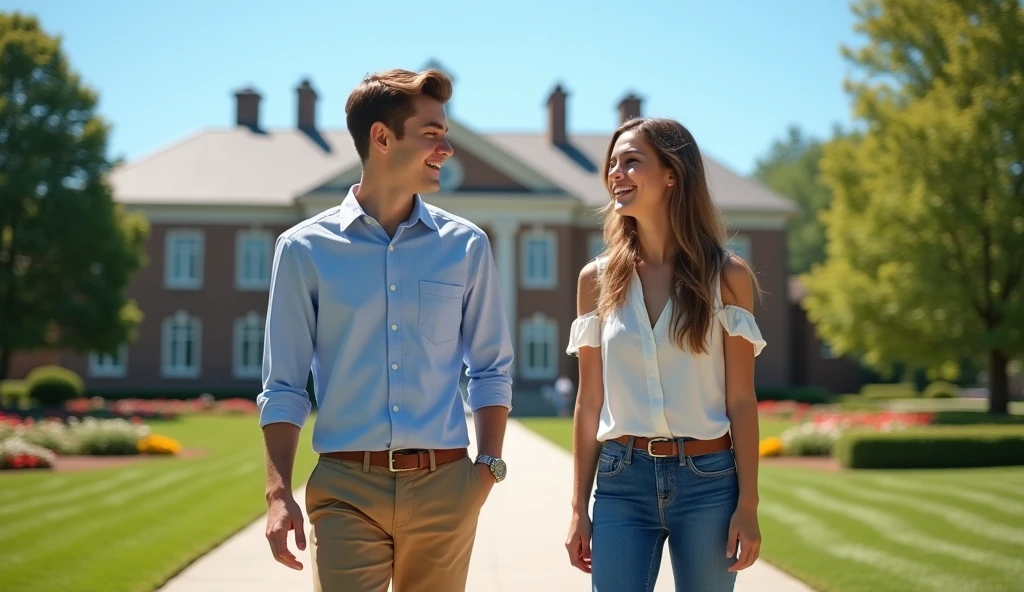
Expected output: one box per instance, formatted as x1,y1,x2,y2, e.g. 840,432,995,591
235,87,261,129
618,92,642,125
296,79,318,131
546,83,568,145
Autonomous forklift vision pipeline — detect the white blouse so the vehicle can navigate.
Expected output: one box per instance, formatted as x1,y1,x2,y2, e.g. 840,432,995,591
566,257,766,442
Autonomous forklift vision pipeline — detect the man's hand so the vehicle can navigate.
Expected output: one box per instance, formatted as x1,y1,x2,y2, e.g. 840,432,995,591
474,462,496,500
265,493,307,570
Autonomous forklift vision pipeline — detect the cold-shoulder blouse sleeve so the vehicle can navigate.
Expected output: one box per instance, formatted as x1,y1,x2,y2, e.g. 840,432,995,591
716,305,767,357
566,311,601,357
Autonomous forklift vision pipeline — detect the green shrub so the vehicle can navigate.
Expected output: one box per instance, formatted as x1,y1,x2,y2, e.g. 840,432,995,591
922,380,957,399
756,387,835,404
0,380,28,408
25,366,83,407
836,426,1024,469
859,382,918,400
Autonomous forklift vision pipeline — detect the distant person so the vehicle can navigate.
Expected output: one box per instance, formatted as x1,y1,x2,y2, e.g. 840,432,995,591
564,117,766,591
257,68,513,592
554,375,575,417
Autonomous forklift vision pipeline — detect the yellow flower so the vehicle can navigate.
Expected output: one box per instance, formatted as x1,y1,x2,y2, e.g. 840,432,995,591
137,434,182,455
759,436,783,457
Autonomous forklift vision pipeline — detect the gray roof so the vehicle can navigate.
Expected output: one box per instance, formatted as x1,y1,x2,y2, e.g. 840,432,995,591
112,129,360,205
491,133,796,212
111,125,796,214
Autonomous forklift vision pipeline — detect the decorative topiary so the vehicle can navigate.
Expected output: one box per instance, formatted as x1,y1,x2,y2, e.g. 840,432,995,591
25,365,84,408
922,380,958,399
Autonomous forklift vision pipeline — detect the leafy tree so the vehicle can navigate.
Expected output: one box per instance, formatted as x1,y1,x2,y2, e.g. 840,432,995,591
803,0,1024,414
753,125,836,274
0,13,148,380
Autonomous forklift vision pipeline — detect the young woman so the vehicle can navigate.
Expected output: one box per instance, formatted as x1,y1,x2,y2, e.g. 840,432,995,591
564,117,765,591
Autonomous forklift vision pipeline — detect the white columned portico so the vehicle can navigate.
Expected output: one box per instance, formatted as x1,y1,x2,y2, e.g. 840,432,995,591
490,219,518,375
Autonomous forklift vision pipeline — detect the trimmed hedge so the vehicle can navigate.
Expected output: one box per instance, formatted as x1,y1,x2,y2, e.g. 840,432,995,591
83,389,259,401
756,387,835,405
859,382,918,400
836,426,1024,469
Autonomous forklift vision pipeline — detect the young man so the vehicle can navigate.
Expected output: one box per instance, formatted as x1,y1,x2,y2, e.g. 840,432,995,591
257,68,513,592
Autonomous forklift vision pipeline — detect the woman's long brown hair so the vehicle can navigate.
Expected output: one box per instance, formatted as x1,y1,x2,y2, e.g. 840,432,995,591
596,117,760,354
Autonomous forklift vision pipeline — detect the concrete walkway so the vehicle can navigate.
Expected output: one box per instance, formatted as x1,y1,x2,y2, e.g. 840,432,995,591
158,419,814,591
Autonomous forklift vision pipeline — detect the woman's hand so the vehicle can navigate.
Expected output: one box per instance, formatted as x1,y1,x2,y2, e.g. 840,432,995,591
565,511,594,573
726,505,761,572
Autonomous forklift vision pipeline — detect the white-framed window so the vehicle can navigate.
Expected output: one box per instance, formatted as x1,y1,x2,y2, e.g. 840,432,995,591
233,311,265,379
726,234,752,264
165,229,204,289
587,233,604,260
88,345,128,378
161,311,202,378
520,313,558,380
236,230,273,290
521,228,557,289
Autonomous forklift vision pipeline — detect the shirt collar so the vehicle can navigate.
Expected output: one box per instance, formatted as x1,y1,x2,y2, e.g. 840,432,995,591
337,184,439,234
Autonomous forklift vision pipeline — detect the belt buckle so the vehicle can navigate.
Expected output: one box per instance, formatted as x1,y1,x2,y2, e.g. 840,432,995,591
388,449,419,472
646,438,673,458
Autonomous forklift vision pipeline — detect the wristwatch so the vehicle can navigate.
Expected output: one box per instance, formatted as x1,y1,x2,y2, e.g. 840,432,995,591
475,454,507,483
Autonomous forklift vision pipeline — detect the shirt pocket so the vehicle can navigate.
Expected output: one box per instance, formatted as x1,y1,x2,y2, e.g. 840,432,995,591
417,280,464,345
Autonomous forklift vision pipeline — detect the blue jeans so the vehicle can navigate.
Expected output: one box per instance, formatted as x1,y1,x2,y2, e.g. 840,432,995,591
591,438,739,592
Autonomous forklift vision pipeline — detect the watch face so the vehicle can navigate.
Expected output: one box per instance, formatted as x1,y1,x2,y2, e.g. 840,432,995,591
492,458,507,481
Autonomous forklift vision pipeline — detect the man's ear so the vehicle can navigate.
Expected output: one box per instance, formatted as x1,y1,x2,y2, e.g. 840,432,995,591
370,122,390,155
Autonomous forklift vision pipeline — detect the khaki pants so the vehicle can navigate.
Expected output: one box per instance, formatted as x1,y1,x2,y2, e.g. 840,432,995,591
305,453,486,592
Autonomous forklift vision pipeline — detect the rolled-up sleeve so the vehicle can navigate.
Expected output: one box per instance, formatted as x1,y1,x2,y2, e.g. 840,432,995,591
257,236,316,428
460,232,514,411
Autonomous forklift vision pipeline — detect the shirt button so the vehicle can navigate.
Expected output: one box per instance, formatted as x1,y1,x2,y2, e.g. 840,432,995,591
391,363,399,370
391,324,397,331
389,285,396,291
393,406,399,412
388,245,394,252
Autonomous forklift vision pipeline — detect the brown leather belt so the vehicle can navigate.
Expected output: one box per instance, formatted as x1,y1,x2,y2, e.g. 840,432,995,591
320,447,468,472
612,433,732,458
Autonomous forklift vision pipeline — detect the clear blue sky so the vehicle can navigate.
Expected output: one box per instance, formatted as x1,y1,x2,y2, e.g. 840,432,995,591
5,0,863,176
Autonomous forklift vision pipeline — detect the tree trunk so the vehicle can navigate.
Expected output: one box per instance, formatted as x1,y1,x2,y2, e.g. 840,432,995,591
988,349,1009,415
0,348,9,382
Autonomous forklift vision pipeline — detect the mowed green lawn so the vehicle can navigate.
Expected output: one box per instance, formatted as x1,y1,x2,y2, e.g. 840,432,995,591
0,415,319,592
519,417,1024,592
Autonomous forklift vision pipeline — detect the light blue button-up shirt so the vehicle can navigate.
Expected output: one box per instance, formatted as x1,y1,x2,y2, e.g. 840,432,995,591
256,185,514,453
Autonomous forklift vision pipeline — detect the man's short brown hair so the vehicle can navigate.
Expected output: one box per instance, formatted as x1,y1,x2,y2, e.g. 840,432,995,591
345,69,453,161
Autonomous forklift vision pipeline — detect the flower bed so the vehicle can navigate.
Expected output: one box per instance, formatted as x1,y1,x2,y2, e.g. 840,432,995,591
1,394,258,422
0,414,184,470
0,437,57,470
759,410,937,458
